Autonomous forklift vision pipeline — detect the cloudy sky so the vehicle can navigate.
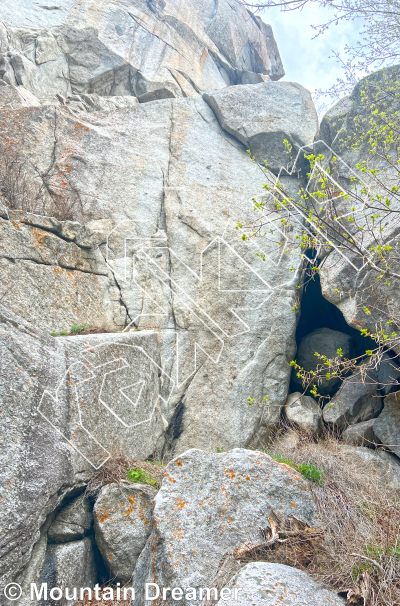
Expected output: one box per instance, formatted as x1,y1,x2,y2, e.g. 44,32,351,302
259,4,363,113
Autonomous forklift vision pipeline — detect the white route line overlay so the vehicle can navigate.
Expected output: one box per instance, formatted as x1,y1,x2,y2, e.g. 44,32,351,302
38,343,174,469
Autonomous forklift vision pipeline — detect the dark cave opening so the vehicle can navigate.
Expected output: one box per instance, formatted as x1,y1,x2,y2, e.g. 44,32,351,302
295,252,377,358
296,272,354,343
291,267,399,397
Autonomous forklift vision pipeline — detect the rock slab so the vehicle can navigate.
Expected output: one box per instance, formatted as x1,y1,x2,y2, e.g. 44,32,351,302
215,561,345,606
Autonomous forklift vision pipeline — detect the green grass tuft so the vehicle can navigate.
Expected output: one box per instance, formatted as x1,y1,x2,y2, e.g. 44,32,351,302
296,463,325,484
70,324,93,334
264,450,325,484
126,467,157,487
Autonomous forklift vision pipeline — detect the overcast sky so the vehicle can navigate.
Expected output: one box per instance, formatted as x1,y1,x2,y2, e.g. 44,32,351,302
260,4,363,113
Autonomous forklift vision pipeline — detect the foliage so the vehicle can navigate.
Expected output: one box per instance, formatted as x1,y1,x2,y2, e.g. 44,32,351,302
86,455,165,496
50,325,120,337
50,325,93,336
70,324,93,334
247,396,268,406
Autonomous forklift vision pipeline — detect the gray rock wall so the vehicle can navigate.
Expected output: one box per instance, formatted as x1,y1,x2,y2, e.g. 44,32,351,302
0,86,307,457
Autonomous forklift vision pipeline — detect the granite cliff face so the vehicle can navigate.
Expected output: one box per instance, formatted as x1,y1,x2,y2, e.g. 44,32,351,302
0,0,319,466
0,0,284,104
1,2,399,605
0,3,312,599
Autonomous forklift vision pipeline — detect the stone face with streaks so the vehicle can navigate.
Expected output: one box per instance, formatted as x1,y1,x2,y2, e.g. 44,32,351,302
133,448,321,606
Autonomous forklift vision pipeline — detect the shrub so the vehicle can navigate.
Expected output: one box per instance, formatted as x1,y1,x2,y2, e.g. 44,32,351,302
262,429,400,606
70,324,93,334
296,463,325,484
50,325,118,337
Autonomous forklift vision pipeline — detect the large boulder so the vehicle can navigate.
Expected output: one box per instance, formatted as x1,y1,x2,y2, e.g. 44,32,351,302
215,562,345,606
373,391,400,458
337,445,400,490
342,419,378,447
285,392,322,434
292,328,355,395
94,483,156,583
203,81,318,171
0,304,166,594
0,0,284,103
0,94,305,455
133,448,321,605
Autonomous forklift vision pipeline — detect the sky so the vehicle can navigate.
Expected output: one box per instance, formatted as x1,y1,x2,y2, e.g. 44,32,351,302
259,4,363,114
